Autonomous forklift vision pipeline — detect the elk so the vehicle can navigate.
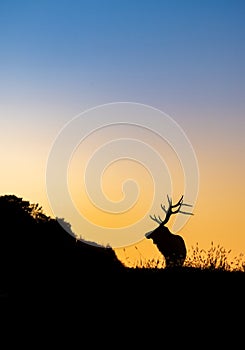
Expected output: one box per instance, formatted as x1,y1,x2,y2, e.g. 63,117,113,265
145,195,193,268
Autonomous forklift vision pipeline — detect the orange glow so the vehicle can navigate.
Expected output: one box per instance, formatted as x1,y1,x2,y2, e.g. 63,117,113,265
69,159,154,228
1,113,245,266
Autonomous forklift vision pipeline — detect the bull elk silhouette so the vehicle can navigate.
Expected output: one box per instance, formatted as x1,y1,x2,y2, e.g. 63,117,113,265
145,195,193,268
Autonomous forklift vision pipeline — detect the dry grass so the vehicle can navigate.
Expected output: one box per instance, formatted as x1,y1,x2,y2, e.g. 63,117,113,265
184,241,245,272
123,241,245,272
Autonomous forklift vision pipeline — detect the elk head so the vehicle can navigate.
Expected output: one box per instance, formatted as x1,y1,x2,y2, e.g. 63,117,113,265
145,195,193,268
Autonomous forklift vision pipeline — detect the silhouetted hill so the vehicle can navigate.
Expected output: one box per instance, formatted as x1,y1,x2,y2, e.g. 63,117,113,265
0,194,244,300
0,194,125,296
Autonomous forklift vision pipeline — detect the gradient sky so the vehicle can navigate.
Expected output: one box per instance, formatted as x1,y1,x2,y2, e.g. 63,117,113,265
1,0,245,266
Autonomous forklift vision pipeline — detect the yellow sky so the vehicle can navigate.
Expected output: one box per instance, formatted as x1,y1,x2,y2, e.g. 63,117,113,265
2,109,245,267
3,135,245,268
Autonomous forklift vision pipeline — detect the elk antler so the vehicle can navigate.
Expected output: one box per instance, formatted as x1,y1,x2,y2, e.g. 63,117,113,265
150,195,193,225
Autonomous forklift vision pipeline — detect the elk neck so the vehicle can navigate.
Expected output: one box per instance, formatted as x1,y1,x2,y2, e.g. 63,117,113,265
158,223,171,234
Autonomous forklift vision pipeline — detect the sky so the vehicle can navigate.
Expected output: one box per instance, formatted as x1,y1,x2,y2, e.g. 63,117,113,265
1,0,245,266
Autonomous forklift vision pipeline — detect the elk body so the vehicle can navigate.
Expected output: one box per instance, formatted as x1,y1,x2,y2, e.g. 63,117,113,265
145,195,193,268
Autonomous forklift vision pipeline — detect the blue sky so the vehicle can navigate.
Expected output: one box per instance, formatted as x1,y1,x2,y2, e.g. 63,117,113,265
1,0,244,116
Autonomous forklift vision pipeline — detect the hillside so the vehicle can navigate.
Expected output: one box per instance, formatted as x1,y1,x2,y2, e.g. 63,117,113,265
0,194,244,300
